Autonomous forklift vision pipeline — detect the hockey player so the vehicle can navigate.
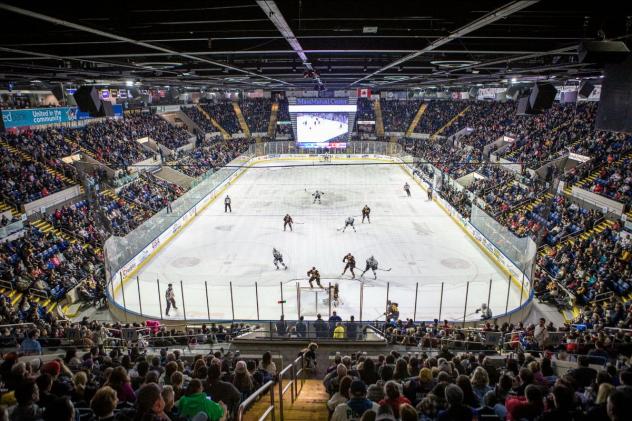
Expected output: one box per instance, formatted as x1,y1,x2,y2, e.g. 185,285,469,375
165,283,178,316
342,216,356,232
360,255,379,280
224,195,232,212
273,248,288,270
362,205,371,224
312,190,325,204
307,267,323,289
341,253,356,279
404,182,411,197
283,214,293,231
427,186,433,201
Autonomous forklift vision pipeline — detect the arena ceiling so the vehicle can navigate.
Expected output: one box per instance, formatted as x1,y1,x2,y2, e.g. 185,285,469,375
0,1,631,91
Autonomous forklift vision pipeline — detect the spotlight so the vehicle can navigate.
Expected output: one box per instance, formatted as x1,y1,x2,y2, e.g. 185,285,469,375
363,66,367,72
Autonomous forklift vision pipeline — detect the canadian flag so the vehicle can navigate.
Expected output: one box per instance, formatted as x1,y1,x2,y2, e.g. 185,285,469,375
357,88,371,98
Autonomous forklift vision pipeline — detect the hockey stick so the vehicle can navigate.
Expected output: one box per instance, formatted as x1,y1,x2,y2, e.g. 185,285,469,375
376,267,392,272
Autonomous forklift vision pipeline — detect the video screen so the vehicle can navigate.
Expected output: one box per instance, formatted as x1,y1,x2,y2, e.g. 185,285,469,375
289,101,356,148
296,112,348,147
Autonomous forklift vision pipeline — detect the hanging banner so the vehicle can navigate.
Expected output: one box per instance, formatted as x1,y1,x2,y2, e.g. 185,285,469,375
2,105,123,128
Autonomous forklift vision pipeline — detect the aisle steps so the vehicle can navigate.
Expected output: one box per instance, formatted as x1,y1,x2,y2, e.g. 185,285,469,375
243,379,329,421
431,105,470,138
373,99,385,137
268,102,279,137
406,102,428,137
0,139,77,186
196,105,230,140
232,102,251,138
0,200,22,219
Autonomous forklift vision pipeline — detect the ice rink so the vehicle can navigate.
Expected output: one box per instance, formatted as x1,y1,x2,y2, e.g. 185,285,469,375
114,159,523,321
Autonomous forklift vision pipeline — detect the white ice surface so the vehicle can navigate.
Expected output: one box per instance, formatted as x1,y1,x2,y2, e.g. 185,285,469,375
114,159,522,321
297,115,348,143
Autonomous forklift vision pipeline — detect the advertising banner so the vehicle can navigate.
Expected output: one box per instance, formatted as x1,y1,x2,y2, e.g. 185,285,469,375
2,105,123,128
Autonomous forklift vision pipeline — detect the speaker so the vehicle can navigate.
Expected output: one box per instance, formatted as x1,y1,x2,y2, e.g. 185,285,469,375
51,84,64,102
596,56,632,133
560,90,578,104
506,85,523,100
578,41,630,64
516,94,537,115
73,86,101,116
468,87,479,99
529,82,557,111
129,88,140,98
100,101,114,117
578,81,595,98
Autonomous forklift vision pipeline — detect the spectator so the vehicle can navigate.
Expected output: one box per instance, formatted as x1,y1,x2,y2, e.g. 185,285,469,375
177,379,225,421
205,365,240,418
19,330,42,356
436,384,476,421
331,380,379,421
107,366,136,404
505,384,544,421
379,380,411,419
9,378,43,421
90,386,119,421
328,375,353,412
134,383,167,421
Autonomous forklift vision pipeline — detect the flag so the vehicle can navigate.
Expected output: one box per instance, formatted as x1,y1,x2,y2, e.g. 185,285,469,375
357,88,371,98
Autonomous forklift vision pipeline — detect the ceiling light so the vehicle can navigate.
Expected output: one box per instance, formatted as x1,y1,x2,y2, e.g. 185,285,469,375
125,80,134,86
511,77,517,83
398,66,403,72
363,66,368,72
472,70,479,74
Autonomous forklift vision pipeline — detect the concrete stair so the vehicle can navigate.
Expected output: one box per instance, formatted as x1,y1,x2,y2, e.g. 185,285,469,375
268,102,279,137
154,166,195,190
243,379,328,421
232,102,251,138
431,105,470,139
508,192,553,216
373,99,385,136
567,151,632,195
0,139,78,187
196,105,230,140
539,219,615,256
0,200,22,219
406,102,428,136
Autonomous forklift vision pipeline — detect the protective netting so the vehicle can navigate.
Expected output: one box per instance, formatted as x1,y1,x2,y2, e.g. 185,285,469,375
469,204,537,281
104,154,252,281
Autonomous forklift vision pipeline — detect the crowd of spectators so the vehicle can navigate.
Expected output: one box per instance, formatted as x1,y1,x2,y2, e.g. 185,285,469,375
415,101,468,134
481,182,538,216
123,114,192,151
181,106,216,134
238,98,271,133
355,98,376,135
96,193,151,237
201,102,240,134
502,102,598,169
0,222,102,307
538,221,632,304
583,157,632,207
381,100,422,132
69,120,149,169
48,201,108,250
175,138,249,178
324,320,632,421
467,165,515,197
499,195,604,245
0,144,73,206
119,172,186,214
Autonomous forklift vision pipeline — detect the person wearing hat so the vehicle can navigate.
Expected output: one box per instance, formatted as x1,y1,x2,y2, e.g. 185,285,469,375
331,380,379,421
165,283,177,316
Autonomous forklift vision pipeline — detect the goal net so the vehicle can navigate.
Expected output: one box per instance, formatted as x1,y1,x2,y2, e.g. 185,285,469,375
298,287,331,317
